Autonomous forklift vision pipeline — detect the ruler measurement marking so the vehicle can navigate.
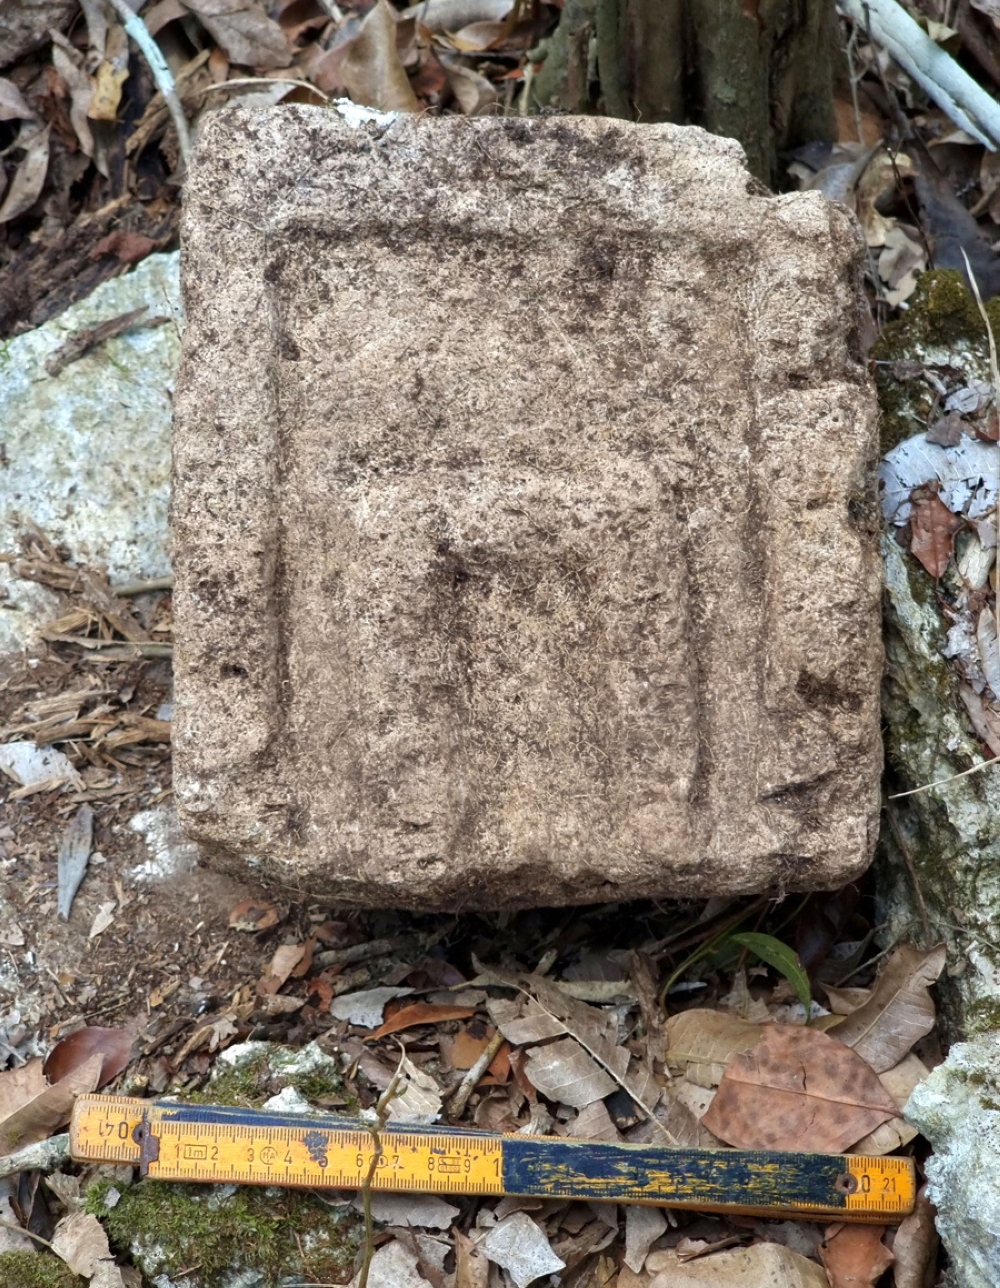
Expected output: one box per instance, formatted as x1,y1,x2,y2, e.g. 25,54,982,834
70,1095,915,1221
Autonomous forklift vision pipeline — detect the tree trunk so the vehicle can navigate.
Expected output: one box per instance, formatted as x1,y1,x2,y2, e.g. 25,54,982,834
531,0,841,188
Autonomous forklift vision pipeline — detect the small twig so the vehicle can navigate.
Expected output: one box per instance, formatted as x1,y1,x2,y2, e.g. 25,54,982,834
884,800,932,944
0,1214,59,1253
448,1029,504,1119
833,938,895,987
888,754,1000,798
357,1053,407,1288
111,576,174,596
192,78,330,103
960,247,1000,642
314,937,418,970
840,0,1000,148
104,0,192,163
0,1132,70,1181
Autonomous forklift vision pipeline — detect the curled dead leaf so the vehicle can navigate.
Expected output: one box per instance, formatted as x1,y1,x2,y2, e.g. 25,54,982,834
820,1223,894,1288
0,122,50,224
228,897,281,932
0,78,35,121
342,0,420,112
367,1002,476,1041
832,944,946,1073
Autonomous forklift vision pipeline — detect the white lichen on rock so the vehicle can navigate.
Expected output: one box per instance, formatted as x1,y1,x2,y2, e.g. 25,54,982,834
905,1035,1000,1288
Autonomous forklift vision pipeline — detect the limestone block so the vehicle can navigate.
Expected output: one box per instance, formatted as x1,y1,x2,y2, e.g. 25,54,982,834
172,107,881,909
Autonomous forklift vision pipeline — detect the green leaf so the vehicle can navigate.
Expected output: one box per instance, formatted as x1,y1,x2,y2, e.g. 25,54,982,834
729,932,812,1021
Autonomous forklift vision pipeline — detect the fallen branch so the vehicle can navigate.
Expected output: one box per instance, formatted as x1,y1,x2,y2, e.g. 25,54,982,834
839,0,1000,149
0,1132,70,1181
104,0,192,163
448,1029,504,1119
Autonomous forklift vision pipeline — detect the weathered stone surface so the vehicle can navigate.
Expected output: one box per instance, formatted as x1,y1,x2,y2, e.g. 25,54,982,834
173,107,881,909
906,1036,1000,1288
874,274,1000,1040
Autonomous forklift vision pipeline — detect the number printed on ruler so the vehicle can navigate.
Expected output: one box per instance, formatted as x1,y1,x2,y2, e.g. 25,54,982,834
149,1121,506,1195
845,1156,913,1217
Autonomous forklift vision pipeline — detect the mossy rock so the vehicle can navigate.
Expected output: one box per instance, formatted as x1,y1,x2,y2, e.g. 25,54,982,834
88,1179,361,1288
84,1043,363,1287
871,269,1000,452
0,1251,84,1288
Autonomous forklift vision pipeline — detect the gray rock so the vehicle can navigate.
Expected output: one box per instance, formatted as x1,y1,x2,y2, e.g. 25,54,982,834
906,1036,1000,1288
874,276,1000,1038
0,252,180,653
172,107,881,910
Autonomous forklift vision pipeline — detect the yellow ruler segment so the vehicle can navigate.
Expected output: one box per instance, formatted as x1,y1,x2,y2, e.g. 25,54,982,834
71,1095,916,1222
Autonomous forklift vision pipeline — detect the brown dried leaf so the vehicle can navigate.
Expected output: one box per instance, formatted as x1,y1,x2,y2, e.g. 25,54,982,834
647,1243,829,1287
700,1024,900,1152
439,51,497,114
909,487,964,578
0,122,50,224
181,0,293,69
367,1002,476,1041
342,0,419,112
663,1008,763,1084
568,1099,621,1142
832,944,946,1073
0,1059,47,1122
50,36,95,156
487,996,565,1045
144,0,188,36
91,230,158,265
399,0,513,28
0,1053,102,1153
624,1203,667,1273
926,410,966,446
523,1036,617,1108
228,897,281,932
891,1183,938,1288
821,985,871,1015
258,942,307,995
851,1052,929,1154
43,1025,134,1088
88,23,129,121
442,1027,493,1070
454,1228,490,1288
57,804,93,920
386,1053,443,1123
819,1224,894,1288
475,959,666,1134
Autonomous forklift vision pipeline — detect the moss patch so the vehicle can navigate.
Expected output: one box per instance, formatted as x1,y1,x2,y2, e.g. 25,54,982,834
88,1178,362,1287
83,1047,361,1286
0,1251,84,1288
183,1042,350,1111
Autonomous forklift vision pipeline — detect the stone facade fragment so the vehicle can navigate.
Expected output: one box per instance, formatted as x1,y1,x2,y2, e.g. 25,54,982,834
172,107,881,909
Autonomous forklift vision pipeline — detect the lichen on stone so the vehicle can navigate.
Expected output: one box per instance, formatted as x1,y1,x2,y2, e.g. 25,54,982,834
872,269,1000,452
